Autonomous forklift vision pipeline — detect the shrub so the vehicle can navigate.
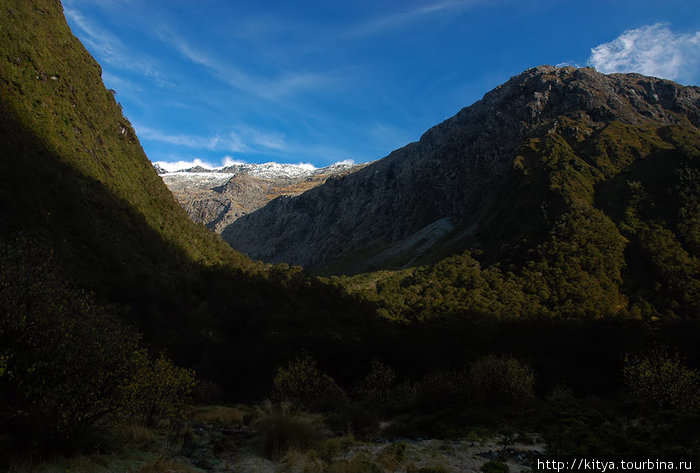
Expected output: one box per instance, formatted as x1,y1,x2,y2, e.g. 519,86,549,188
0,238,140,447
469,355,535,407
119,350,197,427
376,442,407,470
414,369,470,411
253,401,326,458
357,359,396,404
623,347,699,410
271,354,347,411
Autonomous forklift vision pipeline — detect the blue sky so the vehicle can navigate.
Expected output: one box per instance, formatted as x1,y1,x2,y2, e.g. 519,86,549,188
63,0,700,170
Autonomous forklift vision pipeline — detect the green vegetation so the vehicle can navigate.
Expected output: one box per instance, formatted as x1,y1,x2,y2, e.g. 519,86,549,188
271,354,349,411
0,238,197,456
468,355,535,407
340,120,700,322
120,350,197,427
623,347,700,410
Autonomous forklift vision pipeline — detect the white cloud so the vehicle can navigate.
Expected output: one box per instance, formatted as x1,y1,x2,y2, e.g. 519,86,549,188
222,156,247,166
295,162,317,170
154,158,216,172
588,24,700,84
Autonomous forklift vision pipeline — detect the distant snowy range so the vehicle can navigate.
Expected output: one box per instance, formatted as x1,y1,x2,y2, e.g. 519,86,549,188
153,159,366,233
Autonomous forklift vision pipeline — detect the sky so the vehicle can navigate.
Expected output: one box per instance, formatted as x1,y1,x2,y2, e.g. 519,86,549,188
62,0,700,171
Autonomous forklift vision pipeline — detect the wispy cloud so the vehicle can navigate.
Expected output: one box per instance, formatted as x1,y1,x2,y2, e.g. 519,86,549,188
588,24,700,84
160,31,341,101
345,0,483,38
135,125,288,155
63,4,169,85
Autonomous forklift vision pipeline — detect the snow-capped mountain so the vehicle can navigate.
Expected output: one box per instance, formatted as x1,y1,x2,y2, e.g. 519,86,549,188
155,161,366,233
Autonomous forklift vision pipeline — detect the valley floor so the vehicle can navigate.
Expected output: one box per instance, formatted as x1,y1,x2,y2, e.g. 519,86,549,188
8,405,544,473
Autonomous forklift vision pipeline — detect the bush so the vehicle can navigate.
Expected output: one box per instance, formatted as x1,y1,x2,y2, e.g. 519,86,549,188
253,401,326,458
376,442,407,470
469,355,535,407
414,369,469,411
623,347,699,410
119,350,197,427
271,354,347,411
357,359,396,404
0,238,140,447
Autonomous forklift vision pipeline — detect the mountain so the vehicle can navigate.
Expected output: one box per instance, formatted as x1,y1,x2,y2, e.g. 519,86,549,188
0,0,378,400
158,161,365,232
0,0,254,296
223,66,700,277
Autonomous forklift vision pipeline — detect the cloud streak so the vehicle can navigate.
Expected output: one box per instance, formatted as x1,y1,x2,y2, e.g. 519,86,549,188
135,125,288,155
588,24,700,84
63,4,170,86
160,31,340,101
345,0,483,38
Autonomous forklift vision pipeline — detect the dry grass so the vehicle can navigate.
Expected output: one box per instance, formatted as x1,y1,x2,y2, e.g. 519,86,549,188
132,456,199,473
253,401,327,458
188,405,245,425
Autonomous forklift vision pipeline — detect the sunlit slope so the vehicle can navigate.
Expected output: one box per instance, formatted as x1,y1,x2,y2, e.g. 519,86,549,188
0,0,250,293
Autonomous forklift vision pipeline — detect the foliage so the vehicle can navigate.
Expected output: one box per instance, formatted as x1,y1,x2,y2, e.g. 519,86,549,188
344,121,700,322
469,355,535,407
271,354,348,411
623,347,700,410
0,237,198,458
0,237,140,446
357,359,396,404
252,401,327,459
414,369,470,411
119,350,197,427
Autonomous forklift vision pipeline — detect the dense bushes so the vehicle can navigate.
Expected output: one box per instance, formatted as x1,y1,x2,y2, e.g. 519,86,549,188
0,239,140,445
0,237,196,452
271,354,348,411
357,359,396,404
469,355,535,406
623,347,699,410
120,350,197,427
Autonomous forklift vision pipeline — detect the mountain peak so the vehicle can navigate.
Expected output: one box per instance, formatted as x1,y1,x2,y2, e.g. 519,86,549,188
220,67,700,274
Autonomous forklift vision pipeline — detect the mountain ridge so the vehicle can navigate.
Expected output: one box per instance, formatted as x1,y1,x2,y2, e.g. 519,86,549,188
157,160,366,231
221,65,700,276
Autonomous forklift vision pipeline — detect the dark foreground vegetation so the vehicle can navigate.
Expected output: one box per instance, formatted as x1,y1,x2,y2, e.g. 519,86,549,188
1,0,699,470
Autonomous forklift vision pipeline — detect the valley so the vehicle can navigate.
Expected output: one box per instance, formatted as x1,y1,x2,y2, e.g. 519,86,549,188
1,1,699,471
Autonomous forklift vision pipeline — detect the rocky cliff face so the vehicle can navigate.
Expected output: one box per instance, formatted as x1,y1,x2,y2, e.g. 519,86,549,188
159,162,365,232
221,66,700,274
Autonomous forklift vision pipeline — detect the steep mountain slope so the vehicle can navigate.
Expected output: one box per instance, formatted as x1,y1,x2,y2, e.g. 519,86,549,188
223,66,700,278
159,161,365,232
0,0,380,400
0,0,252,295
